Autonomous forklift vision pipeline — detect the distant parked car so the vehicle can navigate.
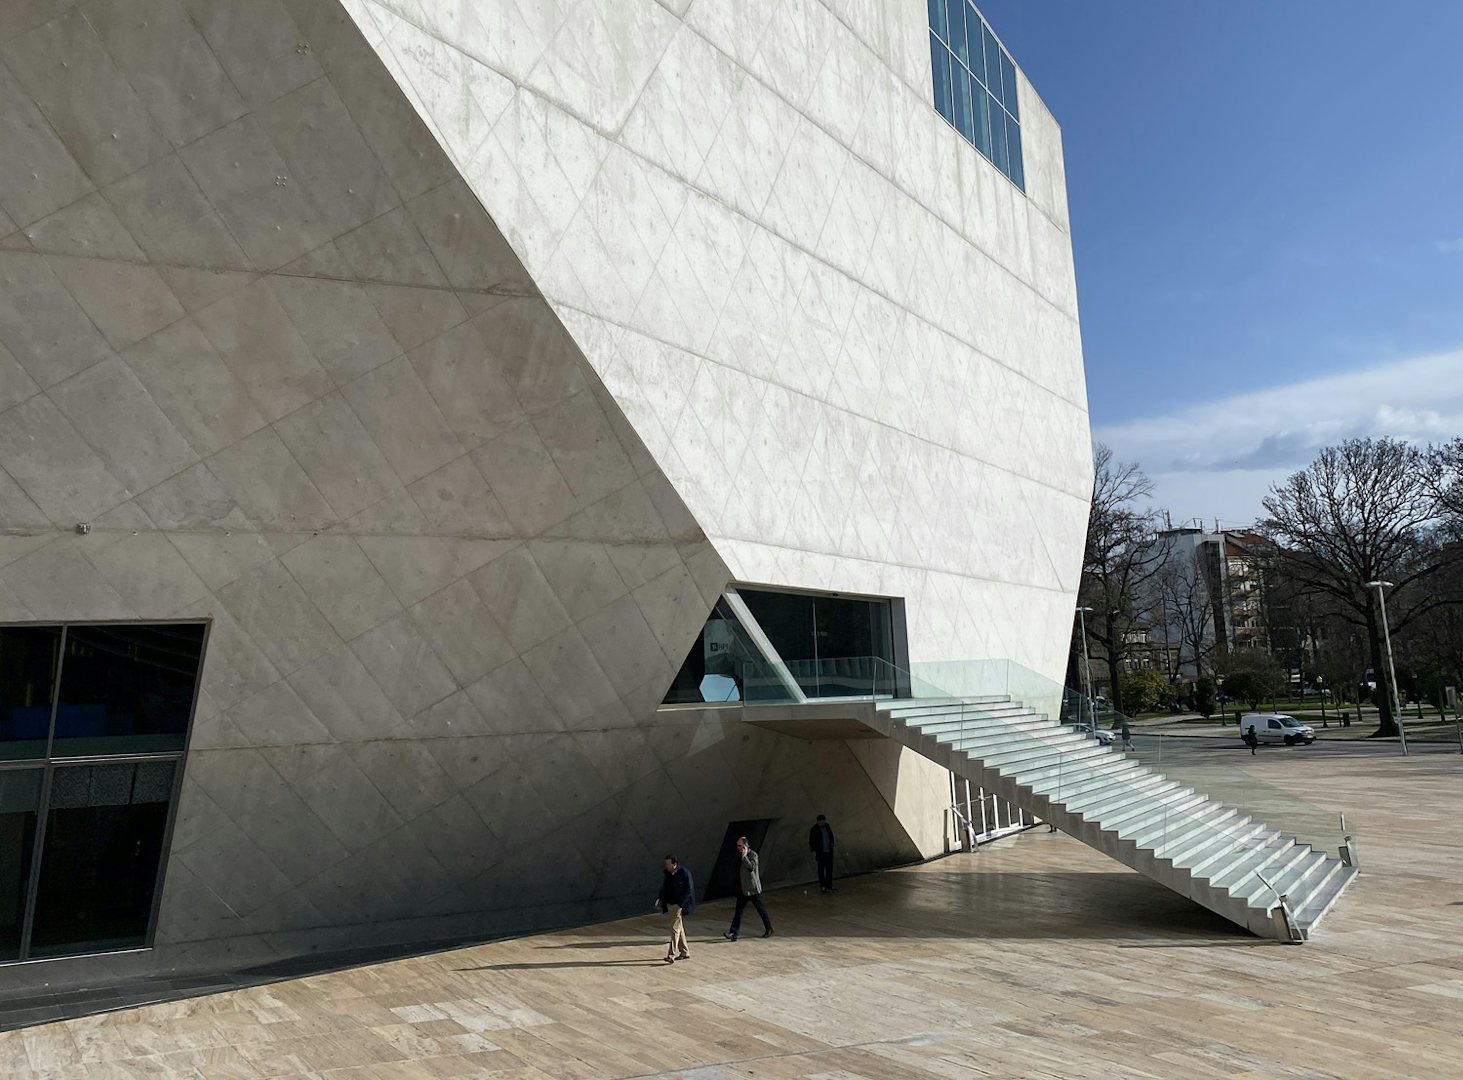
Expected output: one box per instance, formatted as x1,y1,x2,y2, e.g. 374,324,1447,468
1241,712,1316,746
1062,718,1115,745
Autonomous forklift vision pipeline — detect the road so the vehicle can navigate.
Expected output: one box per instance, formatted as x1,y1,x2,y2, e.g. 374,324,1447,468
1125,731,1462,757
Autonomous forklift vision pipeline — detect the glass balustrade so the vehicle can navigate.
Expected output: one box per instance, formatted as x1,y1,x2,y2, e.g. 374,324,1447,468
713,653,1357,876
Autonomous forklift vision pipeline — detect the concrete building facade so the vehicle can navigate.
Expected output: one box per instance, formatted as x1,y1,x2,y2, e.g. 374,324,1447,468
0,0,1088,992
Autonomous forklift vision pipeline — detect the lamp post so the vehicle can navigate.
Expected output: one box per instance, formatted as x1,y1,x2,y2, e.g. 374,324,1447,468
1216,674,1226,727
1075,606,1095,729
1365,580,1408,756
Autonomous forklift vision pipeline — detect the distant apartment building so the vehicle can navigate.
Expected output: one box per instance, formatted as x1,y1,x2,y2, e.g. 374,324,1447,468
1085,527,1276,692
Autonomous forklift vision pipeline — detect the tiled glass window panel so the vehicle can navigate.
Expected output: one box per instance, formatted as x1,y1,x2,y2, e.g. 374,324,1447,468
929,1,1024,191
0,622,203,964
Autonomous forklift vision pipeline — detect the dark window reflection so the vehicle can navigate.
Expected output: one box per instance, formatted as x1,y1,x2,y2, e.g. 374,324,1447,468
29,761,176,958
0,769,41,961
53,624,206,756
0,626,61,761
738,590,897,699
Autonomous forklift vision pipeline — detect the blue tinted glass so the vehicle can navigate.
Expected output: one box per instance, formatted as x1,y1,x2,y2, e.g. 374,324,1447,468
1001,50,1019,119
0,626,59,761
965,6,986,86
928,0,947,41
983,24,1003,106
973,83,992,159
52,624,205,756
946,0,968,64
952,68,973,140
1006,113,1024,189
988,90,1008,174
930,35,954,123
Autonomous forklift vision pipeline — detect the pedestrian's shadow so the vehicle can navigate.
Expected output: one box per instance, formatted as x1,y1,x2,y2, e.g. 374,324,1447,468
455,958,666,971
530,939,655,950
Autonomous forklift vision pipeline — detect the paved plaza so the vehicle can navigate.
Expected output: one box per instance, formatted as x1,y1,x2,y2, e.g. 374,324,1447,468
2,751,1459,1078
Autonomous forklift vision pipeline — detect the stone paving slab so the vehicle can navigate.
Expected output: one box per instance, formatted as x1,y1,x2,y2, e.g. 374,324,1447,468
2,753,1460,1078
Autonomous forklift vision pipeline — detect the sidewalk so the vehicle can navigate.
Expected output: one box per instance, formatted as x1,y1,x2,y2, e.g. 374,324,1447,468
8,754,1462,1078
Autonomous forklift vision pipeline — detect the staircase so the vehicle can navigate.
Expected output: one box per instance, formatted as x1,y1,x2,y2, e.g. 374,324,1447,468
868,696,1358,941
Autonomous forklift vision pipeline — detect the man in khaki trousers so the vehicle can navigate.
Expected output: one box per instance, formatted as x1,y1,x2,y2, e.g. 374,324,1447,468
657,855,695,963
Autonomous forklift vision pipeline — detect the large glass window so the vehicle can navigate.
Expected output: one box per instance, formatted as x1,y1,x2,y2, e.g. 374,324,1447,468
928,2,1025,191
53,624,206,756
0,622,204,965
737,589,897,700
662,591,903,704
29,762,178,958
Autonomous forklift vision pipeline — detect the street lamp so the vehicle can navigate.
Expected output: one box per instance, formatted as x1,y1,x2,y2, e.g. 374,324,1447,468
1075,606,1095,729
1216,674,1226,727
1365,580,1409,756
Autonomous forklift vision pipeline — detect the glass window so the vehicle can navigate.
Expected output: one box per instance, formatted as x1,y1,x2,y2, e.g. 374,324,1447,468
988,90,1009,174
28,761,177,958
928,4,1025,192
973,82,993,159
0,769,41,961
965,5,985,86
0,626,61,761
662,599,763,705
946,0,968,66
1006,111,1024,188
52,624,206,757
952,68,974,142
1000,49,1019,119
929,34,954,124
736,589,898,699
0,621,203,966
927,0,947,42
983,24,1003,107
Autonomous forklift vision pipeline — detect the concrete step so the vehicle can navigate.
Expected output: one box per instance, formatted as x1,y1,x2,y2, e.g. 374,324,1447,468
869,693,1356,942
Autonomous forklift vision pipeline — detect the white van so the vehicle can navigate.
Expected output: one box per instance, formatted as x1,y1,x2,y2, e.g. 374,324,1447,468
1241,712,1316,746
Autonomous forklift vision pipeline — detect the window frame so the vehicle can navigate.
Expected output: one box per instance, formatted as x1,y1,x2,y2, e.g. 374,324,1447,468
927,1,1026,193
0,619,209,966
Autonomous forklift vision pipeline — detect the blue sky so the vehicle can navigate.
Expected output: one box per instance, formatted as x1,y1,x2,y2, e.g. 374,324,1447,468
975,0,1463,525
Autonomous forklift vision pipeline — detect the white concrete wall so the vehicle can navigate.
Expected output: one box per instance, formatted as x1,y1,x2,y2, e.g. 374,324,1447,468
346,0,1092,686
0,0,940,988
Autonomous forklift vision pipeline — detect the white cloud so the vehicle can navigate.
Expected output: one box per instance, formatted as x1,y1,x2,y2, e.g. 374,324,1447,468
1436,238,1463,255
1094,348,1463,527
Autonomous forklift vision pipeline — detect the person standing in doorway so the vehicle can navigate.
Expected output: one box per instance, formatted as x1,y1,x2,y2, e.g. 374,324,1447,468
658,854,694,963
808,814,836,893
723,837,773,941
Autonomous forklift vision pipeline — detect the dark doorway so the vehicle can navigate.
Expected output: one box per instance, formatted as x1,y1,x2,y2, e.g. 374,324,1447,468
703,819,773,902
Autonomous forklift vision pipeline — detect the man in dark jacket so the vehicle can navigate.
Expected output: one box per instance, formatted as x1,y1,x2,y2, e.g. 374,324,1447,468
657,854,694,962
722,837,773,941
808,814,836,893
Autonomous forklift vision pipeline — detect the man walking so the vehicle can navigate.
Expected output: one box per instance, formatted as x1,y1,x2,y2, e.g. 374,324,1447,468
722,837,773,941
808,814,836,893
657,854,694,963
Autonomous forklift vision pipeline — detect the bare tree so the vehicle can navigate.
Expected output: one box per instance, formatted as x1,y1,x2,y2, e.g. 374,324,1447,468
1155,553,1216,679
1080,445,1169,712
1261,438,1463,737
1429,438,1463,523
